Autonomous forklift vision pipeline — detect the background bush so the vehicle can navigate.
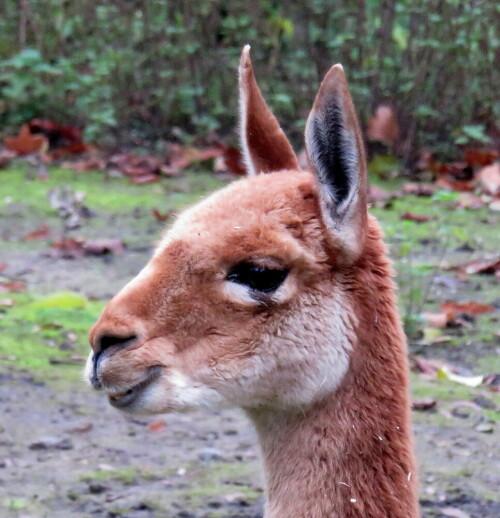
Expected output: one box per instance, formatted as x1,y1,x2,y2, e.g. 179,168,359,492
0,0,498,160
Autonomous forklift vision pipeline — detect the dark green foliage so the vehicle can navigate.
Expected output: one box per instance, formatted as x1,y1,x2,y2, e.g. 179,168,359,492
0,0,497,158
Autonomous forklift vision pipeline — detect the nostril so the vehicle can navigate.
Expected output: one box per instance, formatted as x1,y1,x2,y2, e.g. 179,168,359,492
98,334,138,352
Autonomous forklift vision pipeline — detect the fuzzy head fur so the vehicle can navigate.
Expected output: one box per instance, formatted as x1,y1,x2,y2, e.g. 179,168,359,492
86,45,371,415
87,45,419,518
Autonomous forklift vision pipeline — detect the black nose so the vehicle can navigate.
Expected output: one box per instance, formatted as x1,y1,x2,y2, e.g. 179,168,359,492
90,334,138,389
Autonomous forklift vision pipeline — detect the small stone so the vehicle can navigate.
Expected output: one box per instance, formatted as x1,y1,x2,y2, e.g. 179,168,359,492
29,437,74,450
88,483,108,494
198,447,224,462
473,396,496,410
475,422,494,433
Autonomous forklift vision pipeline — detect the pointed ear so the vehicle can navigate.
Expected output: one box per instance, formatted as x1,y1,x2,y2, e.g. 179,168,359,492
305,64,368,260
239,45,300,175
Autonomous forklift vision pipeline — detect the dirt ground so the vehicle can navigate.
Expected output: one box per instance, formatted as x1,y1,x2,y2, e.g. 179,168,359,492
1,168,499,518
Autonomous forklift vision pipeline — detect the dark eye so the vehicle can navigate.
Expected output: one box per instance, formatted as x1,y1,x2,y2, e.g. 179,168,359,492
226,263,289,293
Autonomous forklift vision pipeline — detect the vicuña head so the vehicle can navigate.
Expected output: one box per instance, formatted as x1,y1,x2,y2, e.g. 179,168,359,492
86,45,419,518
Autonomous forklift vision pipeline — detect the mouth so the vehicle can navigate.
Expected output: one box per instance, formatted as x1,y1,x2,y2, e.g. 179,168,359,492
107,366,162,409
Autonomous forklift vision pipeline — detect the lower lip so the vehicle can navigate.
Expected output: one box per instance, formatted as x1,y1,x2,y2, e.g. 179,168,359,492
108,366,162,409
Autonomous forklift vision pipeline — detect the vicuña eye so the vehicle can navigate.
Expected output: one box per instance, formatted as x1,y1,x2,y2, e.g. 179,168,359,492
227,263,289,293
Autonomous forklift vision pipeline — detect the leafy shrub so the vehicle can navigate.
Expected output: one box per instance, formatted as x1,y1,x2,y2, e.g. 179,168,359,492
0,0,497,159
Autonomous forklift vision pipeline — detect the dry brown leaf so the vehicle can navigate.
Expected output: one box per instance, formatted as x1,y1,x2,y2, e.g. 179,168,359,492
51,238,85,259
400,212,433,223
455,192,485,209
148,418,166,433
66,422,94,434
412,398,437,411
436,176,474,192
0,281,27,293
61,158,105,173
4,125,48,156
152,209,173,222
421,312,450,329
368,185,392,207
22,224,50,241
478,162,500,195
450,255,500,275
411,356,446,377
367,105,399,146
399,182,436,197
440,301,494,316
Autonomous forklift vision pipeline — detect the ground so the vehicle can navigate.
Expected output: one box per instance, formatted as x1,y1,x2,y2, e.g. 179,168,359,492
0,166,498,518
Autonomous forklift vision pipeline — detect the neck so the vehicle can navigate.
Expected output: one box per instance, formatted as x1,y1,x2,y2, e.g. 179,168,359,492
248,227,419,518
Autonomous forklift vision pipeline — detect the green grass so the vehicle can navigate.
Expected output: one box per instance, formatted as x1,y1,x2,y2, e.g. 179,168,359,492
0,290,104,379
0,166,225,214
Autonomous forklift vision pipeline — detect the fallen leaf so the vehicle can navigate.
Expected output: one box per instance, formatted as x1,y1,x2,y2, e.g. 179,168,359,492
412,398,437,411
368,185,392,207
421,312,450,329
162,143,225,175
0,281,27,293
28,119,90,158
450,255,500,275
4,125,48,156
399,182,436,197
483,373,500,391
148,419,166,433
478,162,500,195
367,105,399,146
436,176,474,192
130,174,160,184
400,212,433,223
22,223,50,241
437,366,484,387
61,157,105,173
0,298,15,307
455,192,485,209
463,147,498,168
152,209,173,222
66,422,93,434
51,238,85,259
411,356,446,377
439,301,494,316
108,153,162,183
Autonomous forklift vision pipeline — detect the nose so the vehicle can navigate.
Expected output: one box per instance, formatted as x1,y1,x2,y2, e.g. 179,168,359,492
91,332,138,358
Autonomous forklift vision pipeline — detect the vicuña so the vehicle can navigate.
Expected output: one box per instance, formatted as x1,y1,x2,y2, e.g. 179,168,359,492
86,45,419,518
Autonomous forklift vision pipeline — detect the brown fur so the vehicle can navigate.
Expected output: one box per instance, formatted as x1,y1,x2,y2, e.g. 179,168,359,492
87,46,419,517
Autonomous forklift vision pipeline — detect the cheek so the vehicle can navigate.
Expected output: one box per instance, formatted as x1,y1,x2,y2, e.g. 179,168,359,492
142,370,226,413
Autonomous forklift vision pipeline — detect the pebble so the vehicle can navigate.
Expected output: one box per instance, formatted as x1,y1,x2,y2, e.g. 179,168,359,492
29,437,74,450
198,447,224,462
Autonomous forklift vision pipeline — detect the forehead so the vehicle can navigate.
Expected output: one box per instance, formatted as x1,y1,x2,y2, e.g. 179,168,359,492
156,170,321,265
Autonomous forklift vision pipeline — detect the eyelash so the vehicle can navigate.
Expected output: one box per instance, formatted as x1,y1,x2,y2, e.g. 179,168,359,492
226,263,289,293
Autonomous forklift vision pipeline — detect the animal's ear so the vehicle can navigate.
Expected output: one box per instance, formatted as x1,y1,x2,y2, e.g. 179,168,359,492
239,45,300,175
305,64,368,260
